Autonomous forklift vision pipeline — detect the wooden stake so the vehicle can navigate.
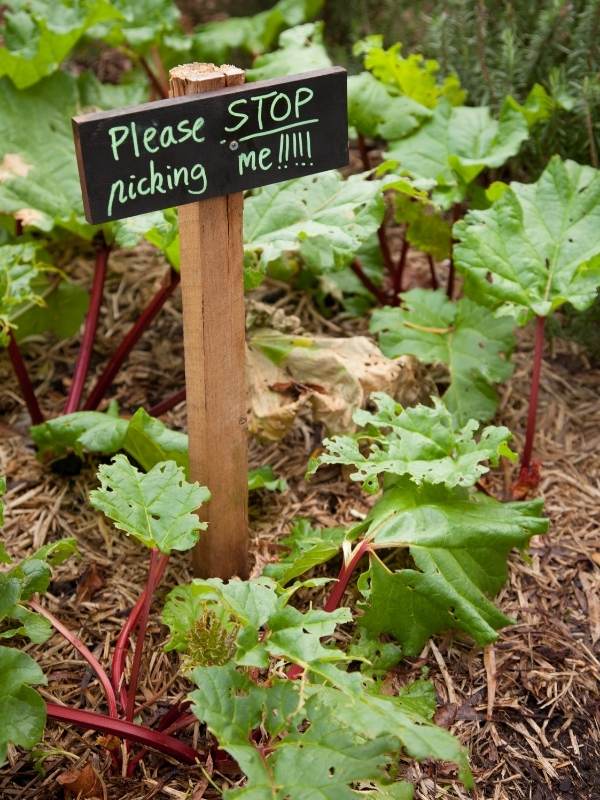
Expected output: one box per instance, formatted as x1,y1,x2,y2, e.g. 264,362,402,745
169,63,248,580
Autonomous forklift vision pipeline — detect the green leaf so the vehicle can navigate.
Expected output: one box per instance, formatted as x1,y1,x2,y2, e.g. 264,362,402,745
98,0,189,56
263,518,346,585
0,242,52,345
190,662,471,798
385,99,529,208
0,646,46,765
347,72,432,140
247,23,331,82
454,156,600,318
371,289,516,423
309,394,515,492
358,480,548,654
89,455,210,554
355,35,465,109
244,171,385,282
12,279,89,343
30,409,129,459
0,0,120,88
247,466,288,493
123,408,189,474
192,0,323,64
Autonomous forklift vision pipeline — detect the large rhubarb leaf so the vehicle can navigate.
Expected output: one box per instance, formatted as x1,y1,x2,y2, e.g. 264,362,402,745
0,0,119,88
308,394,515,493
0,242,49,345
247,23,331,82
190,662,471,799
371,289,516,423
385,99,529,208
192,0,323,64
348,72,432,141
358,480,548,654
0,647,46,765
244,171,385,284
454,156,600,318
96,0,189,57
89,455,209,554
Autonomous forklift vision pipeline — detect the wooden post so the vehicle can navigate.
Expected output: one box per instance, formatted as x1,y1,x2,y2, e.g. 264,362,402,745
169,63,248,580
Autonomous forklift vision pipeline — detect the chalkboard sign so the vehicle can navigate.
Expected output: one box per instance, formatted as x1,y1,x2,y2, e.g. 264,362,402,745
73,67,348,224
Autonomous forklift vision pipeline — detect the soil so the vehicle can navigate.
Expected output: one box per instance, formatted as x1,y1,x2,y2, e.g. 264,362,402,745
0,242,599,800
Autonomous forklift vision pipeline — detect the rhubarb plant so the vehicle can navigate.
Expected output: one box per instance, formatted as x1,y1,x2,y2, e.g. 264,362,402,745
272,394,550,652
455,156,600,486
162,576,472,796
371,289,516,423
0,477,76,764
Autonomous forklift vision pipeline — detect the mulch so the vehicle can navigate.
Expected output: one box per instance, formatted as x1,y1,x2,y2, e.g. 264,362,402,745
0,242,599,800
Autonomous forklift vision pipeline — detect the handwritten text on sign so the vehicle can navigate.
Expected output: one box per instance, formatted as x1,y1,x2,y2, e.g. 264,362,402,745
73,68,348,224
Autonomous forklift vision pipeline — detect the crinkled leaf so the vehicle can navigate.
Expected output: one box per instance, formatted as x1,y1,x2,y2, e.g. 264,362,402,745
385,99,529,208
371,289,516,423
247,22,331,82
454,156,600,318
393,195,452,261
0,0,120,88
244,171,385,280
89,455,209,554
97,0,189,56
358,480,548,654
190,662,471,798
0,646,46,765
123,408,188,474
263,518,346,585
309,394,515,492
355,36,466,109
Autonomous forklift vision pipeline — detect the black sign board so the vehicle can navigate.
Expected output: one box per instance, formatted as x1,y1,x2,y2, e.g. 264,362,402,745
73,67,348,224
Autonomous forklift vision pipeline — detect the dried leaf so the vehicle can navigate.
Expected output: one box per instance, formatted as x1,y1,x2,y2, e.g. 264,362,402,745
57,762,102,798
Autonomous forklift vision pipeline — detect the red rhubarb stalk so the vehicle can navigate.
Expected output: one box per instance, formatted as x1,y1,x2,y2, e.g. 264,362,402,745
113,553,169,712
357,133,371,172
125,549,162,722
46,703,199,764
126,709,196,776
149,388,186,417
29,600,117,717
446,260,455,299
427,254,438,290
7,331,44,424
64,237,110,413
350,258,387,305
83,270,180,410
391,238,409,304
324,539,373,612
520,314,546,473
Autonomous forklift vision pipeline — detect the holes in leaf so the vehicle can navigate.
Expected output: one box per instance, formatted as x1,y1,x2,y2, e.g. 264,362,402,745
328,766,336,777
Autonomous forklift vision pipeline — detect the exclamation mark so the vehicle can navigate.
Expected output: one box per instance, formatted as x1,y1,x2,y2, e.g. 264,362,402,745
278,133,284,169
297,131,304,165
306,131,312,165
292,131,297,163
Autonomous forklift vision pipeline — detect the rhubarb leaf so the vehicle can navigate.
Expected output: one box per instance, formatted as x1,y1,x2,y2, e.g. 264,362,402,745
0,535,76,643
263,518,346,584
371,289,515,423
348,72,432,140
244,171,385,283
454,156,600,318
0,0,120,88
247,23,331,82
309,394,515,492
31,408,129,458
385,100,529,208
358,480,548,654
90,455,209,554
190,662,471,798
0,647,46,765
163,576,350,671
192,0,323,64
247,466,288,493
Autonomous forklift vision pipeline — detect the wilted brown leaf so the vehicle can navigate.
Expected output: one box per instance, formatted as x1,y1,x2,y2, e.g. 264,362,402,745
56,762,103,799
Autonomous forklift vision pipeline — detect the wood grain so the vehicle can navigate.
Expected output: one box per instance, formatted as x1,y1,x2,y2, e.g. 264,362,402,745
169,63,248,579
